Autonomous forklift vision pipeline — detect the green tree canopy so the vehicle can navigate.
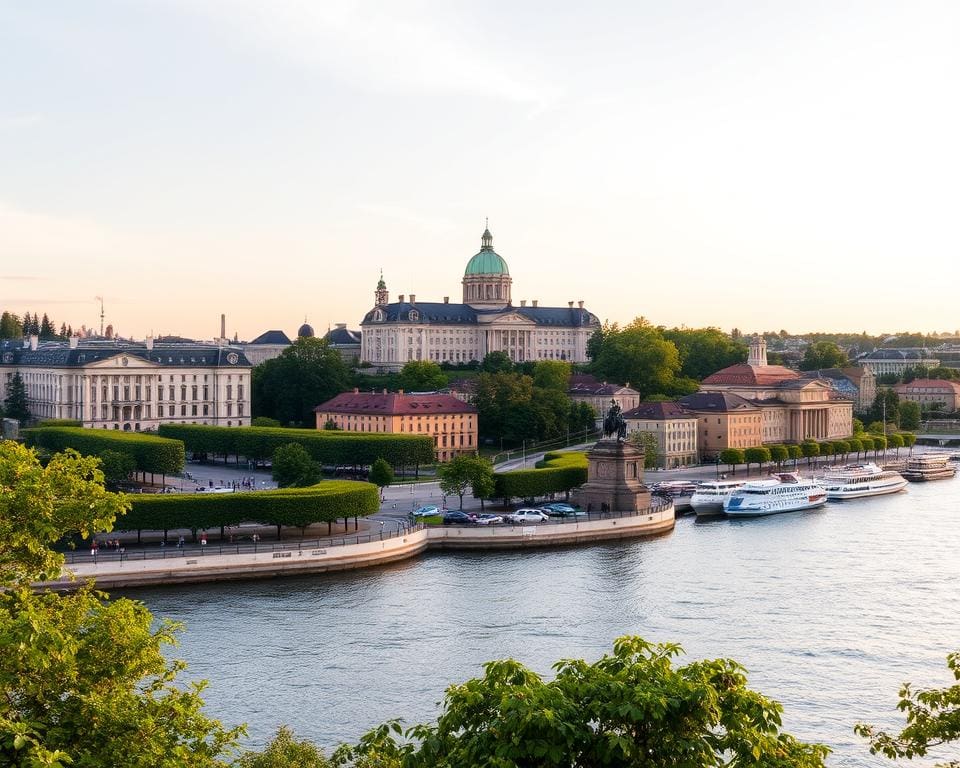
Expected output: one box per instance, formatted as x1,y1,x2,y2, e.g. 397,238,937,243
272,443,322,488
0,311,23,339
532,360,572,392
899,400,921,431
661,326,748,380
438,455,491,509
480,350,513,373
719,448,745,469
253,337,351,426
799,341,849,371
338,636,828,768
769,444,789,466
397,360,448,392
590,318,683,398
368,457,394,491
856,649,960,766
627,430,659,469
0,442,242,767
3,371,30,423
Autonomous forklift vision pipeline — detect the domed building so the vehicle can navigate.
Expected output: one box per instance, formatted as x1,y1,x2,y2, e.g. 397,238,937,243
297,320,315,338
360,227,600,370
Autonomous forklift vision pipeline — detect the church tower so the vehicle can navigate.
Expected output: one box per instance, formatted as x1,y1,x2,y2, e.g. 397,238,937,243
747,335,768,368
375,271,389,306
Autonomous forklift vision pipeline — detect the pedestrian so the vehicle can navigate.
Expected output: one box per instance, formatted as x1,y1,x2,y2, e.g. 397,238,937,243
200,534,207,547
177,535,184,548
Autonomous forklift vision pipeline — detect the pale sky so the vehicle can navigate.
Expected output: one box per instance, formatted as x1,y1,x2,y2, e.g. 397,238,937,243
2,1,958,341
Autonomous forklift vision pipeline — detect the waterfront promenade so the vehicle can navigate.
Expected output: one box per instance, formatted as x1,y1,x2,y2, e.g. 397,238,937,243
46,502,674,590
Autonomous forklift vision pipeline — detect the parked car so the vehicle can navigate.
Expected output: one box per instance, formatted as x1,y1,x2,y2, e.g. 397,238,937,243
410,505,440,519
541,502,584,517
442,511,475,525
504,508,549,524
473,513,503,525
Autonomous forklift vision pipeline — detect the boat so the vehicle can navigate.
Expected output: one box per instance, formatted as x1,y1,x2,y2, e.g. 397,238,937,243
902,454,957,482
650,481,697,513
723,472,827,518
690,479,745,517
819,462,908,500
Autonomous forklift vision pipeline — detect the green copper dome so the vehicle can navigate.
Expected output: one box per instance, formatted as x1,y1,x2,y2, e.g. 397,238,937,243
464,228,510,276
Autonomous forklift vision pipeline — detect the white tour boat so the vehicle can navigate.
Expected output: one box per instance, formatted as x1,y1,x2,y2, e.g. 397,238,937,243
650,481,697,513
902,454,957,482
819,462,908,500
723,472,827,518
690,479,746,517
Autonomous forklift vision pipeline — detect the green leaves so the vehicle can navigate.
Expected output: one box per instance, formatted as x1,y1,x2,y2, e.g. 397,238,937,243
493,452,587,503
23,427,185,476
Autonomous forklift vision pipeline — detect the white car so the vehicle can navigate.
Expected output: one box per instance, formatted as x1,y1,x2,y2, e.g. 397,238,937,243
473,513,503,525
505,509,549,524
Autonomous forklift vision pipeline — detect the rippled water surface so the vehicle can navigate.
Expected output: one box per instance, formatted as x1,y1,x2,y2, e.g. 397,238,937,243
128,476,960,766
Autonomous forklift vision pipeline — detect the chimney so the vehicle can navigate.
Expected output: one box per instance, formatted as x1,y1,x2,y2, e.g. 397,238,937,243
443,296,449,304
69,336,79,349
532,300,538,307
145,335,154,351
398,294,405,303
520,300,527,307
578,300,584,309
568,301,574,308
220,313,226,339
29,334,38,351
409,294,416,304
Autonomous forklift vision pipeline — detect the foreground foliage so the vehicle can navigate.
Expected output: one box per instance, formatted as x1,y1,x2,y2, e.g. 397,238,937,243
856,651,960,767
330,636,829,768
23,426,186,476
0,441,241,767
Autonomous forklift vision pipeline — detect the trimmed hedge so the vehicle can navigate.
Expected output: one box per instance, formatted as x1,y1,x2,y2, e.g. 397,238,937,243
493,451,588,502
22,427,184,475
117,480,379,532
157,424,434,467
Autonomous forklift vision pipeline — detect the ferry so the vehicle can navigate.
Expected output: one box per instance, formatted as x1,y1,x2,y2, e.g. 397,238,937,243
650,481,697,513
902,454,957,482
723,472,827,518
819,462,908,500
690,479,745,517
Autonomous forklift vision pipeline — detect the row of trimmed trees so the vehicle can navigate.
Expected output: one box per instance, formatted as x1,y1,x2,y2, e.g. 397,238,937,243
718,433,917,475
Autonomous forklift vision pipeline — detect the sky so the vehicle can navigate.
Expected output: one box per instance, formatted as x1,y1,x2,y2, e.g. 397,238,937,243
2,1,959,341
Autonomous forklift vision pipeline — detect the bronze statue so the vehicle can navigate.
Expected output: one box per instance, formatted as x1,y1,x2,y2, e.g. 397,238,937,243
602,399,627,441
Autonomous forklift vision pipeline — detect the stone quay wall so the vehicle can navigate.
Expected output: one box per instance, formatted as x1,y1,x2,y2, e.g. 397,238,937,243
44,505,674,590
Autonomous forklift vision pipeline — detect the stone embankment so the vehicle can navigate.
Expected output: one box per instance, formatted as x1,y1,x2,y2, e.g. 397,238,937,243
45,505,674,590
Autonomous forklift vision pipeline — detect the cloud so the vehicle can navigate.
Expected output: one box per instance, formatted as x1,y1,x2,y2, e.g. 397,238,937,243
167,1,559,107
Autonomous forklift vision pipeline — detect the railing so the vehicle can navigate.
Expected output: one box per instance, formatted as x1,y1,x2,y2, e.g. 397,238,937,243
62,500,673,566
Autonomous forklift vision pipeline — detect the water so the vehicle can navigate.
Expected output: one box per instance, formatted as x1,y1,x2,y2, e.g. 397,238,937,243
127,477,960,766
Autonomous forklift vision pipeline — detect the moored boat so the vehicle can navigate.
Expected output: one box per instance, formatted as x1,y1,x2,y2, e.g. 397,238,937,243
723,472,827,518
650,481,697,513
819,462,907,500
690,479,745,517
902,454,957,482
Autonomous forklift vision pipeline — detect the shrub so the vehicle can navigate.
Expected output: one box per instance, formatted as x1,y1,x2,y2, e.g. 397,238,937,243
494,451,587,502
22,427,184,475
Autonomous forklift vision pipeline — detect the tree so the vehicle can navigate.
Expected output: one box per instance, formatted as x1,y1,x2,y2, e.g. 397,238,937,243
801,440,820,466
627,430,659,469
855,649,960,767
899,400,921,431
237,726,330,768
0,441,242,766
38,312,57,340
719,448,745,475
397,360,448,392
568,401,596,436
0,311,22,339
661,326,748,380
368,457,394,497
469,459,496,511
768,444,789,468
901,432,917,453
787,444,803,467
799,342,849,371
271,443,322,488
253,337,351,426
590,318,683,397
852,418,865,434
887,432,905,456
744,446,771,475
3,371,30,423
846,437,863,460
438,455,488,510
251,416,282,428
340,636,829,768
868,389,901,427
532,360,572,392
480,350,513,373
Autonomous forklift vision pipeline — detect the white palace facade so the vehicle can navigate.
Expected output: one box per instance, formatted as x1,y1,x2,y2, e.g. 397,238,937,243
360,227,601,371
0,336,252,431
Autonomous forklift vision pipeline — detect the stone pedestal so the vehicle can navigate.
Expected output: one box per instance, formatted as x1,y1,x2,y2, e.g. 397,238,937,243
572,439,652,513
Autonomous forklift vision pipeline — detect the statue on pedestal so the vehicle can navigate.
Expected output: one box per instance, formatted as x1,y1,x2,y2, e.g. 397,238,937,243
602,399,627,442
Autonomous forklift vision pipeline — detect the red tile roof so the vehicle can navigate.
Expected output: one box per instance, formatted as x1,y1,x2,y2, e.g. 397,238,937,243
701,363,799,386
314,392,477,415
623,402,695,420
894,379,960,393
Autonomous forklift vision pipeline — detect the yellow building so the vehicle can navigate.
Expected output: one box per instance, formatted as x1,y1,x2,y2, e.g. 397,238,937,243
314,390,477,462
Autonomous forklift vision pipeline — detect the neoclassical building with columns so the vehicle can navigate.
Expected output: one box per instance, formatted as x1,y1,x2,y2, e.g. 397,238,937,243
359,227,600,371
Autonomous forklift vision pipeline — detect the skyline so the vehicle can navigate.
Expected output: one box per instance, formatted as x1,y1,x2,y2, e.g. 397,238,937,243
3,2,959,340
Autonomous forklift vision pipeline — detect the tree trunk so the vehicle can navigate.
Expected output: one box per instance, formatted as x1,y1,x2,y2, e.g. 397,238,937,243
276,524,282,540
137,529,141,545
